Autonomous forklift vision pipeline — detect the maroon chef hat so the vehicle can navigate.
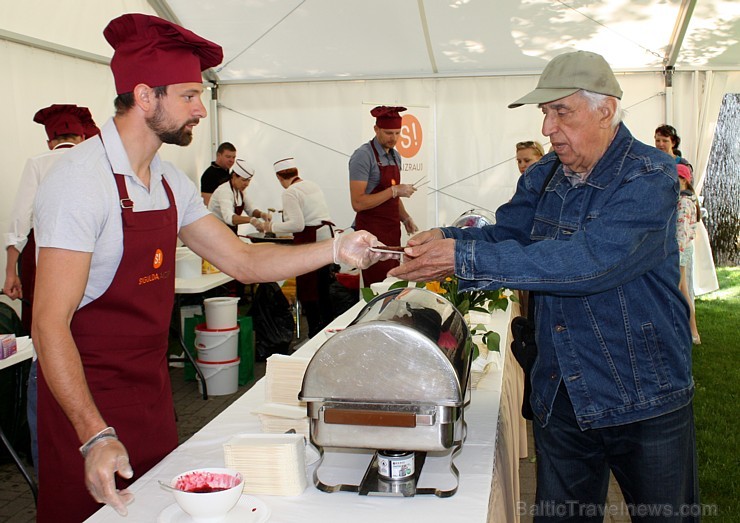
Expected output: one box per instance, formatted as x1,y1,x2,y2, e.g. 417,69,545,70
33,104,88,140
371,106,407,129
103,13,223,95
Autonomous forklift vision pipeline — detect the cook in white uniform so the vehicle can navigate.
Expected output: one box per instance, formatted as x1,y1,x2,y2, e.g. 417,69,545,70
207,159,269,235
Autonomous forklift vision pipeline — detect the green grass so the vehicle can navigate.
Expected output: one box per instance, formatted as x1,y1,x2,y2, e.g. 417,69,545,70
693,266,740,521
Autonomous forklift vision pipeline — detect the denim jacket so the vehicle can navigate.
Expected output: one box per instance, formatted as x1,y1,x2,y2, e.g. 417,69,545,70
441,124,693,429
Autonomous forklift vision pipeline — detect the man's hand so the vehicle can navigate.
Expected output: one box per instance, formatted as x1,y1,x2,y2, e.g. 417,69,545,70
406,228,444,247
2,273,22,299
402,216,418,235
394,184,416,198
84,438,134,516
333,230,393,269
389,238,456,282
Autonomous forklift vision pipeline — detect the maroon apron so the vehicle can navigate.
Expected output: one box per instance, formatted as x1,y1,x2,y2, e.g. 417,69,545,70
229,182,245,235
18,143,75,334
36,162,179,522
293,221,334,302
354,141,401,286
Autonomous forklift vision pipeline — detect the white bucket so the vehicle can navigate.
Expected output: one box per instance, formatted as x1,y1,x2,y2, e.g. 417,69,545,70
196,358,240,396
195,323,239,362
203,297,240,330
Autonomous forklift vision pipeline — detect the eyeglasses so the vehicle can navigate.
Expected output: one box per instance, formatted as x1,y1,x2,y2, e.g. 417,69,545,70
516,141,536,150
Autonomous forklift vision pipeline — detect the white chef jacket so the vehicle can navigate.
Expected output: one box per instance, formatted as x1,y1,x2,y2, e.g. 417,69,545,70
4,145,76,253
271,179,333,241
207,180,255,226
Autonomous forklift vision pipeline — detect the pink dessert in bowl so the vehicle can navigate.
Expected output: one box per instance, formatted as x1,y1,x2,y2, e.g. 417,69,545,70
168,468,243,522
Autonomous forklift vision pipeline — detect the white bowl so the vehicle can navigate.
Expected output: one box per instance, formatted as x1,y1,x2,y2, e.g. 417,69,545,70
170,468,243,523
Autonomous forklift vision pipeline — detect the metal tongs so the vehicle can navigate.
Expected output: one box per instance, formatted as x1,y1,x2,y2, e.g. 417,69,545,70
411,175,429,189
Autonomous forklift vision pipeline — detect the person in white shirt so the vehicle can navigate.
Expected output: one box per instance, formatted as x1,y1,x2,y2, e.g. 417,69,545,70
4,104,96,329
3,103,97,478
263,157,335,336
207,159,269,235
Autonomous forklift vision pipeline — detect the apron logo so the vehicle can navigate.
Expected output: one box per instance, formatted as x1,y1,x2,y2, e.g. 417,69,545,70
153,248,164,269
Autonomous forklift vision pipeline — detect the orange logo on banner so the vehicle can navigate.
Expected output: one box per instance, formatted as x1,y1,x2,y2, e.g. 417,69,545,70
153,248,163,269
396,114,423,159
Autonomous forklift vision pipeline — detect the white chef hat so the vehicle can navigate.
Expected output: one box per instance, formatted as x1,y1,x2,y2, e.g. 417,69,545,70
233,159,255,179
273,157,297,173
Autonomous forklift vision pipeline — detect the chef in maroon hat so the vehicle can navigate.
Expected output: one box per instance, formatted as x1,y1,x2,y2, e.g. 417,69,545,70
4,104,93,328
3,103,97,482
32,14,385,521
349,106,419,286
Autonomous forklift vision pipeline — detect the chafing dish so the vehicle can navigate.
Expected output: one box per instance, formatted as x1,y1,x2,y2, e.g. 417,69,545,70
299,288,473,496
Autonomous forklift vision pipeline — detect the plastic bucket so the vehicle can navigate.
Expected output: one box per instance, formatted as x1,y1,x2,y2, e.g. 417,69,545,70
204,297,240,330
196,358,240,396
175,249,202,279
195,323,239,362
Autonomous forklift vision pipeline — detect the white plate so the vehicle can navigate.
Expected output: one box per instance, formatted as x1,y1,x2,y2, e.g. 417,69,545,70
158,495,271,523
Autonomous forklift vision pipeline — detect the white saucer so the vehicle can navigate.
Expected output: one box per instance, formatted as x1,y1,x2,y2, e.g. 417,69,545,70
158,495,271,523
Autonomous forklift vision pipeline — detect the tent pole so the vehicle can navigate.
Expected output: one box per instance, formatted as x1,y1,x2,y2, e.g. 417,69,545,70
209,84,220,159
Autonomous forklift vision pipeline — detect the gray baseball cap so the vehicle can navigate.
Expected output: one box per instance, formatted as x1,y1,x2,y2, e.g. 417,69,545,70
509,51,623,108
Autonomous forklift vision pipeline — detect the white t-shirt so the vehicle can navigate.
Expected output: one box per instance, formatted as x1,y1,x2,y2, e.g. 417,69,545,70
271,179,333,241
207,180,254,226
5,147,72,252
34,118,209,308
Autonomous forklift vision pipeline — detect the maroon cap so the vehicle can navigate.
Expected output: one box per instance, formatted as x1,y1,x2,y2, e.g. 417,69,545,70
676,163,692,183
33,104,90,140
104,13,223,94
371,106,406,129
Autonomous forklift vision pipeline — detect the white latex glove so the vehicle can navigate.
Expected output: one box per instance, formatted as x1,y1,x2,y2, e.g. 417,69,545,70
402,216,418,235
263,220,273,233
393,183,416,198
249,217,265,233
333,230,391,269
84,438,135,516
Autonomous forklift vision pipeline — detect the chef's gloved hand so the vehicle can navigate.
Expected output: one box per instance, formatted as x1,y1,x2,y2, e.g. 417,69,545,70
402,216,418,235
249,217,265,232
84,437,135,516
333,230,391,269
263,220,273,234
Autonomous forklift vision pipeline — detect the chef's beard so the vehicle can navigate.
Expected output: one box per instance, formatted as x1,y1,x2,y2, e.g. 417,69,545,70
146,104,197,146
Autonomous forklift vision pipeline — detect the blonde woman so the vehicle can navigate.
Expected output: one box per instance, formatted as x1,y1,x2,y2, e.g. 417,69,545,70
516,140,545,174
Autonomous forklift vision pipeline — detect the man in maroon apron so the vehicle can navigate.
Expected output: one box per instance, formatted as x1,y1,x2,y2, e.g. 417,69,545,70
349,106,419,286
31,14,386,522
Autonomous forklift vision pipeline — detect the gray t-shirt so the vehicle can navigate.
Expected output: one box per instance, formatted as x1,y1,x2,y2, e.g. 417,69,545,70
34,118,209,308
348,137,401,193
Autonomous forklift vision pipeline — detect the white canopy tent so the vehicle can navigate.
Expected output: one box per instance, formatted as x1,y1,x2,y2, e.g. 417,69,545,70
3,0,739,313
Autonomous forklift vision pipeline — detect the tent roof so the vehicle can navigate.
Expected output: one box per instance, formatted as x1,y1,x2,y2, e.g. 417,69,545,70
166,0,739,84
2,0,738,82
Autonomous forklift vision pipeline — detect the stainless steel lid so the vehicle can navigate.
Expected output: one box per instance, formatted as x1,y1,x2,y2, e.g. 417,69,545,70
300,288,472,406
450,208,496,228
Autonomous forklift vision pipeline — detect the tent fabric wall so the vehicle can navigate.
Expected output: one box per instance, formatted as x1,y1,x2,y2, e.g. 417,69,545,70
217,73,666,238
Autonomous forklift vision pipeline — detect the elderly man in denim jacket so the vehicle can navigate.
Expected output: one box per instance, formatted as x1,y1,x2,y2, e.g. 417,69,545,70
391,51,698,521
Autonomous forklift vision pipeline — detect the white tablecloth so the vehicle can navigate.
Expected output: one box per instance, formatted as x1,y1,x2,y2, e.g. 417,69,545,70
86,299,527,522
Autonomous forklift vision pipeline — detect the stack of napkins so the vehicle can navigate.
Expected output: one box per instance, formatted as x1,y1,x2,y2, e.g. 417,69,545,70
252,403,310,438
223,433,307,496
264,354,311,407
